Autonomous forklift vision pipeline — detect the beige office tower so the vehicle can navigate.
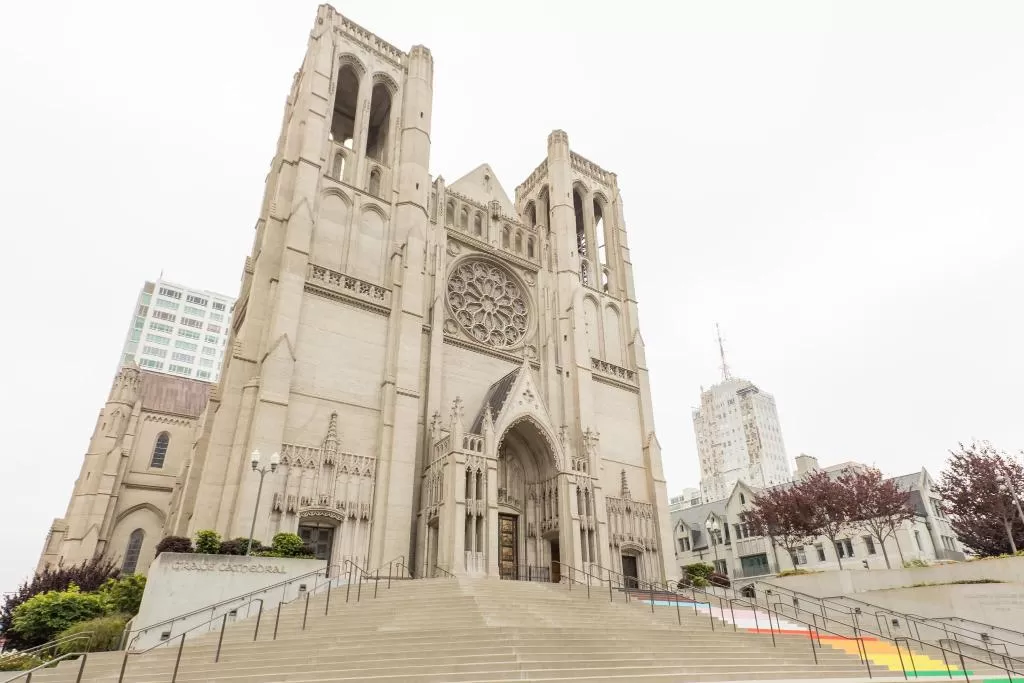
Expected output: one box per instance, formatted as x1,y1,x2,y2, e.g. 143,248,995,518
42,5,674,585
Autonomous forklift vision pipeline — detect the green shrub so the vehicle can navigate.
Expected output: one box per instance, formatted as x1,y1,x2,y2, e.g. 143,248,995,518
194,530,222,555
54,614,130,655
0,652,47,672
154,536,193,556
682,562,715,580
903,559,930,568
99,575,146,615
778,568,817,577
10,585,108,647
256,533,315,558
219,537,264,555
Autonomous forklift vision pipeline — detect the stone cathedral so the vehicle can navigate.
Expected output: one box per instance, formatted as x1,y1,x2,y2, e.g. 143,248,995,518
39,5,675,585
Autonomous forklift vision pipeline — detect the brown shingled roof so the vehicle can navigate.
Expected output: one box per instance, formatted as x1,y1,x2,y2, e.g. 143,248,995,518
139,371,212,418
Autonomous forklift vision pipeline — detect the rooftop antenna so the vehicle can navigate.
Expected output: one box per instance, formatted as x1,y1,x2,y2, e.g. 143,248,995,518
716,323,732,381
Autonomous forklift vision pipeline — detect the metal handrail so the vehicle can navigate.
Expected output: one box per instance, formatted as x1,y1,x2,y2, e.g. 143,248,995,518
431,565,455,579
757,578,1024,653
0,632,94,661
4,652,90,683
122,564,328,646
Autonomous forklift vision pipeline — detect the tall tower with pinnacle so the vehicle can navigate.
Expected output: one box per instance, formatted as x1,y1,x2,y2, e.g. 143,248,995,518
42,5,674,584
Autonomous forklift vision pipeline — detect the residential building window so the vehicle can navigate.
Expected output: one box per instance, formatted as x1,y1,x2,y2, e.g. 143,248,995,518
150,432,169,468
212,301,226,311
180,317,203,329
863,536,877,555
205,335,218,344
174,340,198,352
177,329,200,340
140,293,151,305
122,529,144,574
142,345,167,358
139,358,162,370
815,543,826,562
168,364,192,376
130,329,141,342
836,538,854,558
145,334,170,346
199,358,214,368
739,493,746,505
158,287,181,299
795,548,808,565
184,305,206,317
155,298,179,310
197,369,212,380
171,352,195,363
202,347,217,356
133,317,145,329
209,312,224,322
152,310,176,322
914,530,924,551
714,559,728,575
208,323,222,334
186,294,208,306
150,322,173,333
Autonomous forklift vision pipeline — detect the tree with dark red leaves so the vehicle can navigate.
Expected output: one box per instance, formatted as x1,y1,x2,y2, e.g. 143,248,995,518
840,467,915,568
936,442,1024,557
799,469,858,569
742,485,816,571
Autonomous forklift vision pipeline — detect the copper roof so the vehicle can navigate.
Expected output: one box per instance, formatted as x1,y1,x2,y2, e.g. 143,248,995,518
139,371,212,418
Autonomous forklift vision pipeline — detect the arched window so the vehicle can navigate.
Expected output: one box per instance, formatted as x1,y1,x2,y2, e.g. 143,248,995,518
527,237,535,259
366,83,392,163
501,226,510,249
473,212,483,236
330,65,360,149
573,190,587,258
459,207,469,230
331,153,345,180
122,529,144,574
525,202,537,227
445,200,455,226
514,231,523,254
150,432,169,468
594,199,607,267
368,168,381,196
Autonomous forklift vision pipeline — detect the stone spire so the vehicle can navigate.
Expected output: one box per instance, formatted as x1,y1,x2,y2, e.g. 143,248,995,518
620,469,631,499
323,412,339,464
108,362,141,406
449,396,465,445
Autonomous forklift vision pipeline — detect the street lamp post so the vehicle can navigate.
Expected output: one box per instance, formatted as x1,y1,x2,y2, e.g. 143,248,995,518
246,450,280,556
705,518,721,568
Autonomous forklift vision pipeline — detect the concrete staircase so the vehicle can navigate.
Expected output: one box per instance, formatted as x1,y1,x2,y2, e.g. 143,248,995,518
23,577,911,682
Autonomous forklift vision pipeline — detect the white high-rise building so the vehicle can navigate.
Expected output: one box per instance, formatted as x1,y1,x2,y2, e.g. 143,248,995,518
693,328,792,501
117,278,234,383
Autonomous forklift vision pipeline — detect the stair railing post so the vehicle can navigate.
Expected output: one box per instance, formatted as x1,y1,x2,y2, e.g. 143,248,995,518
894,638,909,681
74,653,89,683
117,646,130,683
374,569,380,599
587,571,591,599
808,624,819,665
302,592,311,630
273,603,282,640
253,599,263,641
357,570,363,602
675,591,681,625
649,583,655,613
388,561,393,589
171,634,186,682
215,613,227,662
325,580,332,616
346,564,353,603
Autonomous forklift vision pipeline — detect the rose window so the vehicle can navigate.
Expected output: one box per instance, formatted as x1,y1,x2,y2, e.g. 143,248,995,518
447,260,529,348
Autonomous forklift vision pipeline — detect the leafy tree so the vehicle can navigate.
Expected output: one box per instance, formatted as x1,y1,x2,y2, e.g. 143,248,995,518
99,575,146,615
194,530,222,555
10,585,108,647
154,536,193,556
256,533,315,558
798,469,856,569
840,467,916,568
742,486,815,570
936,442,1024,556
1,557,119,651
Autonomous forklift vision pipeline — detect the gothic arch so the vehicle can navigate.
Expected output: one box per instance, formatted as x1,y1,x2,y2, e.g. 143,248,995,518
495,414,564,474
114,502,167,526
337,53,367,79
603,303,624,365
321,186,353,204
371,72,399,96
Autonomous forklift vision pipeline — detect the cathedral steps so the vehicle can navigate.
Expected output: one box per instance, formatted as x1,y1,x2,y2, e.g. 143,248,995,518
23,578,905,682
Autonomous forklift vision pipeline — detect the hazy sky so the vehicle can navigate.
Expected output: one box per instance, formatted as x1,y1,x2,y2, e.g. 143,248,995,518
1,0,1022,592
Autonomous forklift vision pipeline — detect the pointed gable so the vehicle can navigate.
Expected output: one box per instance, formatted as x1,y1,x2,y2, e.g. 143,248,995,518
448,163,515,217
470,367,519,433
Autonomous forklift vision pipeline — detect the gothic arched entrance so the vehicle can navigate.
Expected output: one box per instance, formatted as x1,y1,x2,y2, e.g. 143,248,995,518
496,417,562,582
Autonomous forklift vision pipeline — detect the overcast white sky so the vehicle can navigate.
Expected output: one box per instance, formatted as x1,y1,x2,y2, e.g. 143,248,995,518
1,0,1022,592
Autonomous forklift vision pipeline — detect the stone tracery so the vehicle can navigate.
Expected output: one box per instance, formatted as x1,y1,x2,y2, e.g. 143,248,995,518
446,259,529,348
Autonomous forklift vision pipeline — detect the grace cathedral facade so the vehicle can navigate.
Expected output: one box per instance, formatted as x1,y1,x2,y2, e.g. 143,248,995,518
38,5,675,585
